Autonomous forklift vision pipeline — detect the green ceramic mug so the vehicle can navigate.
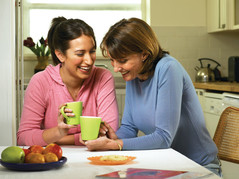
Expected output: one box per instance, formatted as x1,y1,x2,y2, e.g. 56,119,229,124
80,116,102,140
60,101,83,125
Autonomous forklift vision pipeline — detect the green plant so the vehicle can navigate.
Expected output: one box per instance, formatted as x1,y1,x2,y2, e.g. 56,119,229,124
23,37,50,57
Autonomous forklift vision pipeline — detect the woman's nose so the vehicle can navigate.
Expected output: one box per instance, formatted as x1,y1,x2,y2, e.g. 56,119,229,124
112,61,121,72
84,53,94,65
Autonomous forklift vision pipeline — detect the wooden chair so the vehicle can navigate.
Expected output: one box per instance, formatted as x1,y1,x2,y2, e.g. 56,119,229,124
213,106,239,164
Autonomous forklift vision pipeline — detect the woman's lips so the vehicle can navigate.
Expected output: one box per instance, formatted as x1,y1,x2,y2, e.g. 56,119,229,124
121,71,129,77
78,66,91,73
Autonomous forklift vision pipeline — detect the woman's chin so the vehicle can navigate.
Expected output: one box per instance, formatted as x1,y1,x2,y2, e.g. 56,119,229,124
122,75,133,81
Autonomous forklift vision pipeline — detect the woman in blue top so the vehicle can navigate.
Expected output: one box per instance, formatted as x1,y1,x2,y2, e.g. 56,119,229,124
84,18,221,176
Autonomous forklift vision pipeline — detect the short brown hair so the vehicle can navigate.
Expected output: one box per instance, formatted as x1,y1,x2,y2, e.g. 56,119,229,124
100,18,168,76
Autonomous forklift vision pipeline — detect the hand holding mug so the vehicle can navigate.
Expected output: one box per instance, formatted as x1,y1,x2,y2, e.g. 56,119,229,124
99,121,118,140
85,136,112,151
57,103,77,137
60,101,83,125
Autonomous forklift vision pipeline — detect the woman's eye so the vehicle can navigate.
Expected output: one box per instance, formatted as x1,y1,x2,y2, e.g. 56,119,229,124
119,59,127,63
90,50,96,54
76,53,84,57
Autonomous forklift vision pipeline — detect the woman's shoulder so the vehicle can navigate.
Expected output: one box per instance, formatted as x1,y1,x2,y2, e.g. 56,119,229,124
84,67,115,90
28,64,60,89
156,55,181,71
94,66,113,75
93,66,114,80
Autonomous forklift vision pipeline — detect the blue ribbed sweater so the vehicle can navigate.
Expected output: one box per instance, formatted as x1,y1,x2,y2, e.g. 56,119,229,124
116,54,218,165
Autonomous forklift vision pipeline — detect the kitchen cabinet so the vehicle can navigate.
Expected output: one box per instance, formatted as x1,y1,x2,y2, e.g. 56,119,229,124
207,0,239,32
207,0,228,32
230,0,239,29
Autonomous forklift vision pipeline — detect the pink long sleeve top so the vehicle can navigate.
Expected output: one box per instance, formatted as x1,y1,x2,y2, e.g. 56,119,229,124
17,64,119,146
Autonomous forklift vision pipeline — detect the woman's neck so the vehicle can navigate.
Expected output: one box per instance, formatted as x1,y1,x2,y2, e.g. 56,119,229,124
60,67,84,100
137,73,149,82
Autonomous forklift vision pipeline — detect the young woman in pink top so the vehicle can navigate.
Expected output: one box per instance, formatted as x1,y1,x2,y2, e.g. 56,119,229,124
17,17,119,146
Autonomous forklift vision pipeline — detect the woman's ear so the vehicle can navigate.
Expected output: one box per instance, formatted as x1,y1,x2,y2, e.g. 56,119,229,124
142,52,149,62
55,50,66,63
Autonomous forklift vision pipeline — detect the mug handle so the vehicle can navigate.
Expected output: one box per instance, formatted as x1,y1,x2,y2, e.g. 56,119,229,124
60,106,68,119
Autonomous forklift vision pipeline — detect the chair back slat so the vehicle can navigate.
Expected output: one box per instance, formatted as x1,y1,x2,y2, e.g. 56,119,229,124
213,106,239,164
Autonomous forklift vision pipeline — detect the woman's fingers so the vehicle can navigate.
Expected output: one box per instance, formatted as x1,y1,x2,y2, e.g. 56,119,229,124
79,134,86,145
63,108,74,116
58,103,66,109
58,119,76,129
85,137,108,151
99,123,108,135
58,103,74,117
97,121,117,139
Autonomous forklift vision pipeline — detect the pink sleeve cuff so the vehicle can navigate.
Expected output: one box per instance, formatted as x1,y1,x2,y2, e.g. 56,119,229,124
18,130,48,146
74,133,84,146
38,130,48,146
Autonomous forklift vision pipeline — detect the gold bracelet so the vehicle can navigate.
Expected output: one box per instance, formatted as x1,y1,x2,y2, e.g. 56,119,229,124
115,140,122,151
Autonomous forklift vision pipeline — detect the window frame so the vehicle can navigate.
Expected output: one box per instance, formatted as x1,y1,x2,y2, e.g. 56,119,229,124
22,0,146,59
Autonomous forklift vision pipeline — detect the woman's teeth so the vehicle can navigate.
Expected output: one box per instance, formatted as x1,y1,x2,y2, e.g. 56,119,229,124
79,66,90,71
121,71,128,75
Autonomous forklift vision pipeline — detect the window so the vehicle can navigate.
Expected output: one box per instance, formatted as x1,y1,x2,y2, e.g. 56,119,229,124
23,0,145,57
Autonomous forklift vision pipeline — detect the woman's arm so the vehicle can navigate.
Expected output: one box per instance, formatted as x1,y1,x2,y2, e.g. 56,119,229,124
17,74,49,146
42,106,77,144
85,137,123,151
17,73,75,146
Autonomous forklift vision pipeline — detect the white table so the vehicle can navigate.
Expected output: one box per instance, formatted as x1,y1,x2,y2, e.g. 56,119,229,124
0,146,220,179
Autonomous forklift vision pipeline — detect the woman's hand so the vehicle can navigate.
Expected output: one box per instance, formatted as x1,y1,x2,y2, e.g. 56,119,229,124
78,122,118,146
85,136,122,151
99,121,118,140
43,104,77,144
57,103,76,137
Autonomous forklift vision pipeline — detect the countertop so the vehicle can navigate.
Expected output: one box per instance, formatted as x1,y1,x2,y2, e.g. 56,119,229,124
194,82,239,93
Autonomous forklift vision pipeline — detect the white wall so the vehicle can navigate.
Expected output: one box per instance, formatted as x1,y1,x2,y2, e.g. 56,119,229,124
150,0,206,26
0,0,16,145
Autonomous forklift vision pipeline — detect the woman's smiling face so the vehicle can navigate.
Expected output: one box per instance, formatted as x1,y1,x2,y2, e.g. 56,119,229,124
110,53,146,81
59,35,96,80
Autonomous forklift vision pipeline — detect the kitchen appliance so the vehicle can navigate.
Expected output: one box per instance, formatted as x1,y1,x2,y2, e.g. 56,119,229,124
195,58,221,82
203,91,224,138
223,92,239,108
228,56,239,82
